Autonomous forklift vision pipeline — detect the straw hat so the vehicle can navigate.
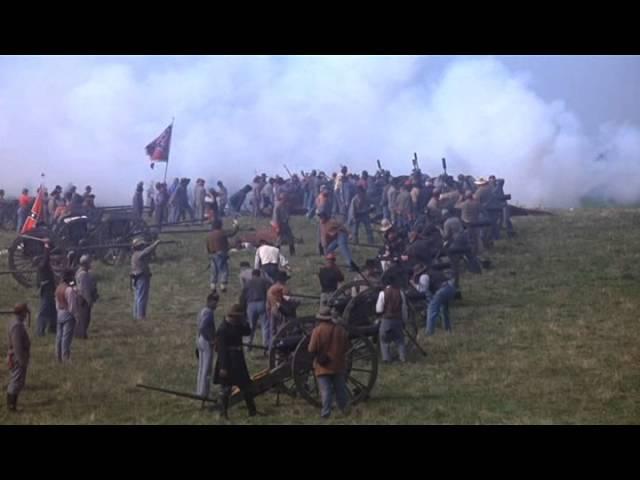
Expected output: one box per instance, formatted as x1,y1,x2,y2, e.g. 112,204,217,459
316,305,333,321
474,177,489,186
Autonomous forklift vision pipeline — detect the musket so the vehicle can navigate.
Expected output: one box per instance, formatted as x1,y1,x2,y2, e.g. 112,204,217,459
349,242,384,249
283,164,293,179
442,157,447,176
377,159,383,171
413,152,419,171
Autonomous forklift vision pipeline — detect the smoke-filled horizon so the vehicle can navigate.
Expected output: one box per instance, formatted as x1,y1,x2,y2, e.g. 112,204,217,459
1,55,639,207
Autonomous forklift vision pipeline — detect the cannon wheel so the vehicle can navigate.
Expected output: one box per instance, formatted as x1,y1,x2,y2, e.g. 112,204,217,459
291,333,379,408
7,229,68,288
268,317,317,398
98,218,151,266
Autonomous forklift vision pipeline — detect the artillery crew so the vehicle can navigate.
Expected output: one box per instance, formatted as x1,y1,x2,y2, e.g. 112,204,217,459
6,303,31,412
206,218,240,292
36,241,57,336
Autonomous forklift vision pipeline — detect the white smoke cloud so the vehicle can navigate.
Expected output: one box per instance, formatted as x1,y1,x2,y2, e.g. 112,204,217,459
0,55,638,207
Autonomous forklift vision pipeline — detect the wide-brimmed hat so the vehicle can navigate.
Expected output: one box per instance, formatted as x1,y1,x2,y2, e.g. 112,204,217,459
316,305,333,321
379,219,393,232
131,237,148,248
13,303,30,315
79,254,92,266
474,177,489,186
226,304,245,319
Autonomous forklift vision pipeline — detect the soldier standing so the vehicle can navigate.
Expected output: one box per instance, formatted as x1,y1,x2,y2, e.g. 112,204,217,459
375,275,408,363
196,292,219,399
348,186,374,245
273,193,295,256
6,303,31,412
206,218,239,293
216,181,228,216
131,238,162,321
36,241,57,336
307,305,351,419
74,254,98,339
213,303,257,419
193,178,206,223
55,270,77,362
132,182,144,219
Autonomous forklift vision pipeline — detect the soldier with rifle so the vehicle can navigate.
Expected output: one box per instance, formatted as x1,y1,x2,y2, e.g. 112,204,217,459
5,303,31,412
347,185,375,245
130,237,163,321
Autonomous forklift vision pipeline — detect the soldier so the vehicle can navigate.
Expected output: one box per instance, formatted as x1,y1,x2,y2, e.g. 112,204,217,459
318,253,344,307
318,212,355,270
146,180,156,220
393,182,413,230
55,270,77,362
254,239,289,283
36,240,57,336
273,193,295,256
154,182,169,226
17,188,32,232
132,182,144,219
131,238,162,321
375,274,408,363
216,181,228,216
196,292,219,399
213,303,257,419
6,303,31,412
193,178,206,223
308,305,351,419
455,191,483,256
348,186,374,245
266,271,292,348
74,254,98,339
228,185,252,215
425,267,456,336
206,218,239,292
241,269,270,349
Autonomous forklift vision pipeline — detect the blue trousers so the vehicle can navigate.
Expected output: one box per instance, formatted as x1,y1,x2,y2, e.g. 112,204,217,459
325,232,353,267
317,373,349,418
56,312,76,362
209,253,229,286
133,275,151,320
351,216,374,244
379,318,406,362
246,301,266,347
426,282,456,335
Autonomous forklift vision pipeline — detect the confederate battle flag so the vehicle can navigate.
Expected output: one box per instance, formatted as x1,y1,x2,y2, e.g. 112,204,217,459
145,123,173,168
20,186,44,234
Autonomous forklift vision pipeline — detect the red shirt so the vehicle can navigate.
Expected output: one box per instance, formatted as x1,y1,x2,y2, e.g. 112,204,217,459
19,194,32,209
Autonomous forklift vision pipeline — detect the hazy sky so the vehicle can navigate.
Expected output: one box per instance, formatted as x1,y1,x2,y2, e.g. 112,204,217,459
0,55,638,207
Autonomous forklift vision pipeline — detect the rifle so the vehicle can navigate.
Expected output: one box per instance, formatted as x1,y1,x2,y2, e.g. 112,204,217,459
283,164,293,179
442,157,447,176
136,384,219,405
377,159,383,172
412,152,419,171
290,293,321,300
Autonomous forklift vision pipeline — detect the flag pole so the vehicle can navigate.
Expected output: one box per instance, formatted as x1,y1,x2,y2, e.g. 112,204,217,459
163,117,174,184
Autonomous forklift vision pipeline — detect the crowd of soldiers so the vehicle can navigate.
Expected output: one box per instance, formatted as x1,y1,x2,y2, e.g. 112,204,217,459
3,160,517,419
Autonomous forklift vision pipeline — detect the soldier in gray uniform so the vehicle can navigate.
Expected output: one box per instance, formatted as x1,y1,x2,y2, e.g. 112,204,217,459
6,303,31,412
74,254,99,339
131,237,162,321
196,292,219,399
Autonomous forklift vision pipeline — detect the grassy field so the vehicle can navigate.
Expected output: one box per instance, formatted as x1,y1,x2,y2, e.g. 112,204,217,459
1,208,639,425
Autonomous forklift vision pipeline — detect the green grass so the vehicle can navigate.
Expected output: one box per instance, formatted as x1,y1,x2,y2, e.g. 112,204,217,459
1,208,640,424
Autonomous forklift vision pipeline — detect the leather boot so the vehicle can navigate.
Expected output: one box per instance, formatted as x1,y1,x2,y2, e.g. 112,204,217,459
219,393,229,419
7,393,17,412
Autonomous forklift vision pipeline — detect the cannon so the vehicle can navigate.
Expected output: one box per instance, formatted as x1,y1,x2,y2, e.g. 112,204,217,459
137,311,379,412
5,213,160,288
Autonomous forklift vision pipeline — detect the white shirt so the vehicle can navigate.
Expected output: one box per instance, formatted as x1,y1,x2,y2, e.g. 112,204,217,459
375,289,408,322
415,273,430,294
254,245,288,269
